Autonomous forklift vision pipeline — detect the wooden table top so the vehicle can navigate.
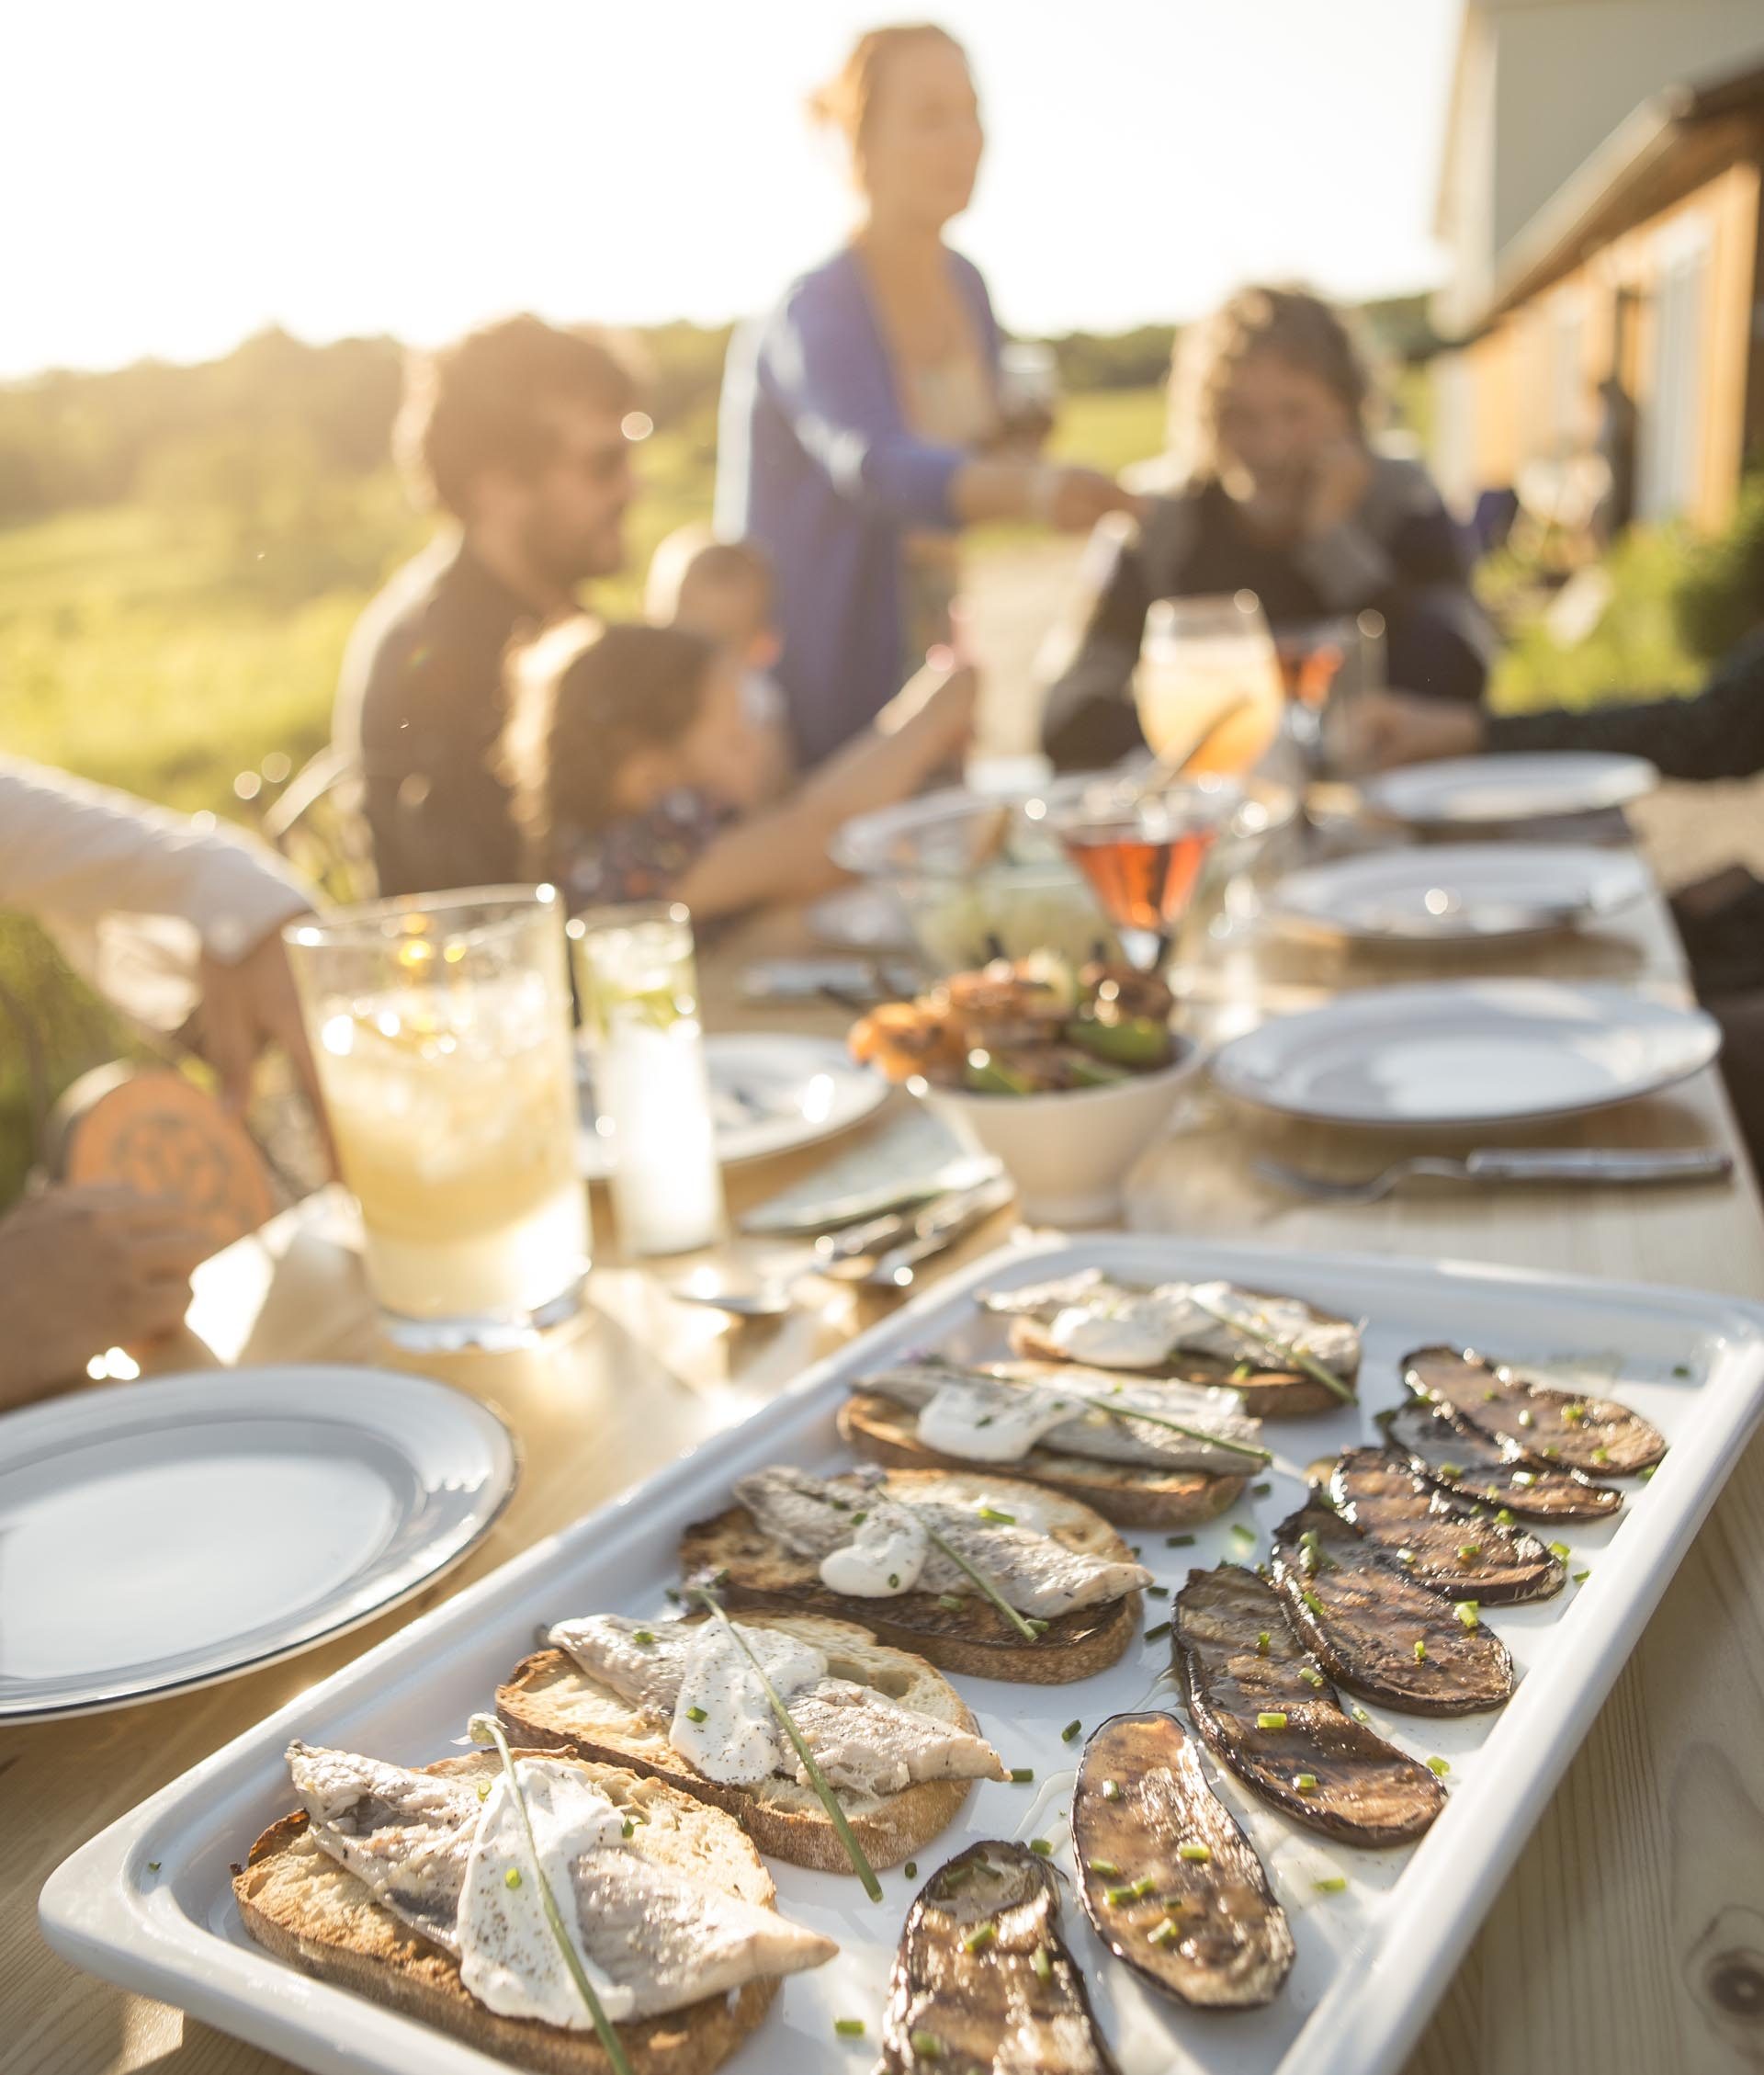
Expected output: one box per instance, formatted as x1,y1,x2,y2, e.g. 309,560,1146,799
7,868,1764,2075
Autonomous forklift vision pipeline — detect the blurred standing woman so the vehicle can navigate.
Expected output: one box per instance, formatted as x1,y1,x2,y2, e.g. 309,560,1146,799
1039,284,1494,769
717,21,1139,766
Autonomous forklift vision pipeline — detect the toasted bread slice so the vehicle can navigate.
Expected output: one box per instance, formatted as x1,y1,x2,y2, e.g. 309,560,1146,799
837,1391,1246,1526
1006,1317,1356,1419
499,1611,991,1873
680,1468,1143,1685
233,1752,777,2075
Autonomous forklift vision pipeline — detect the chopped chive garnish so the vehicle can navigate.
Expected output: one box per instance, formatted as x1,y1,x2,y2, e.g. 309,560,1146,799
936,1593,965,1612
1574,1567,1590,1583
1496,1507,1517,1525
1295,1773,1318,1793
1231,1522,1256,1539
1456,1603,1480,1630
1086,1395,1271,1464
1166,1533,1195,1548
1148,1918,1181,1946
1026,1617,1051,1637
1457,1543,1482,1561
1129,1546,1141,1557
1351,1703,1370,1722
1032,1946,1053,1982
1030,1838,1053,1856
963,1924,996,1953
477,1781,491,1801
1396,1548,1415,1566
1413,1638,1427,1662
1145,1620,1171,1642
1301,1590,1325,1616
1671,1363,1691,1378
1131,1875,1158,1897
1427,1755,1450,1775
904,1862,917,1878
1188,1294,1355,1402
941,1863,972,1889
1011,1766,1035,1784
1061,1718,1082,1742
1256,1710,1288,1729
1517,1409,1533,1428
1437,1462,1464,1480
468,1712,639,2075
1483,1388,1498,1400
1563,1403,1587,1424
1102,1779,1122,1801
888,1573,900,1589
1315,1876,1348,1893
1256,1629,1271,1656
977,1504,1015,1524
1105,1883,1136,1906
632,1628,655,1644
1147,1583,1169,1599
1542,1446,1560,1459
1253,1480,1272,1496
1090,1858,1120,1877
834,2018,865,2037
622,1818,634,1837
1511,1470,1537,1487
686,1591,882,1899
146,1860,161,1872
1640,1464,1657,1481
1590,1446,1610,1465
917,1519,1040,1644
1300,1666,1324,1688
1178,1843,1212,1863
504,1865,522,1890
685,1705,708,1723
1549,1540,1570,1559
910,2030,944,2059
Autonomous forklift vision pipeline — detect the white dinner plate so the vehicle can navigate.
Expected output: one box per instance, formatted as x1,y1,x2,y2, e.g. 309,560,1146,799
1360,752,1657,827
1266,843,1651,945
578,1032,886,1180
0,1366,515,1722
1212,979,1721,1127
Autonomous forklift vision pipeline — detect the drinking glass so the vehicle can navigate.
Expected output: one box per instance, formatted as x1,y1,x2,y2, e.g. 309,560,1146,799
284,886,588,1349
1135,592,1284,778
1052,778,1243,975
996,341,1059,453
571,902,725,1257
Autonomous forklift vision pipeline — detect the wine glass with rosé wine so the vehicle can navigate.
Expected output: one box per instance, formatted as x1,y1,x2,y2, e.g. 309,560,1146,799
1051,779,1243,978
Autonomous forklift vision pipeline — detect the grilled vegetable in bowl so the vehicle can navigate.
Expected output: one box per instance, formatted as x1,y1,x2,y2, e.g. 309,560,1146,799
850,955,1177,1095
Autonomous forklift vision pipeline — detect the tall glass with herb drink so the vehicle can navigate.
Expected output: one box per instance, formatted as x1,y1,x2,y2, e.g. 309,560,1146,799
285,886,588,1348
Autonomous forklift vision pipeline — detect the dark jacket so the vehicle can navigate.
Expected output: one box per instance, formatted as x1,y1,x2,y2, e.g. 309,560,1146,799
332,537,537,897
1040,454,1492,770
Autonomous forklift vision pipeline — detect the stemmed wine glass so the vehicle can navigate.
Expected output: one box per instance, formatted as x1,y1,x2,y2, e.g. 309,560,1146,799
1049,779,1242,978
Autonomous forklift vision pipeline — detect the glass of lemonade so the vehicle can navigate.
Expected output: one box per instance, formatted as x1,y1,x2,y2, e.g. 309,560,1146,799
571,902,725,1257
285,886,588,1349
1136,591,1284,778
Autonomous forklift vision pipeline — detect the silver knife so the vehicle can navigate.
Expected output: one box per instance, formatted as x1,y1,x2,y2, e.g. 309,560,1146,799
855,1175,1017,1288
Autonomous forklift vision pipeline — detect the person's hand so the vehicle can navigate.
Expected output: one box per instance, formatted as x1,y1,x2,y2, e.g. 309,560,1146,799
0,1185,212,1407
1335,690,1486,773
884,652,979,763
1300,437,1374,539
192,917,329,1147
1044,467,1148,534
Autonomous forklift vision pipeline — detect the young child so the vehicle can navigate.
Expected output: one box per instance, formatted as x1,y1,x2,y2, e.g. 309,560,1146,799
646,526,792,799
502,618,975,919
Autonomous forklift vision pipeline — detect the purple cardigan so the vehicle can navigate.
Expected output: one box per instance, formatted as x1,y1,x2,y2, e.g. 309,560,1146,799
714,245,1002,765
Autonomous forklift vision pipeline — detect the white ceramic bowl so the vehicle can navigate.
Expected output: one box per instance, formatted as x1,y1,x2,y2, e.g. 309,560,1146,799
916,1040,1204,1226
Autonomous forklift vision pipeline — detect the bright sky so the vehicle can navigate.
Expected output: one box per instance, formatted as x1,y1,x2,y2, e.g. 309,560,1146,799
2,0,1462,380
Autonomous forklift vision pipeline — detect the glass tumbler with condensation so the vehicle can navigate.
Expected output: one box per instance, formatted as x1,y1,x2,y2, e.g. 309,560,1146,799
571,901,725,1257
284,885,589,1348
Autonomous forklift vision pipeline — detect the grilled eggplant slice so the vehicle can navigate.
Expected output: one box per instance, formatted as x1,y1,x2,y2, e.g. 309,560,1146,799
1270,1503,1515,1717
1173,1565,1444,1847
1329,1446,1565,1604
1382,1399,1623,1521
1073,1712,1294,2010
1405,1344,1666,1476
879,1841,1118,2074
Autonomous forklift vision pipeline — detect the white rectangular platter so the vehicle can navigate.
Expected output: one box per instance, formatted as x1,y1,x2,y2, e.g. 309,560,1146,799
40,1234,1764,2075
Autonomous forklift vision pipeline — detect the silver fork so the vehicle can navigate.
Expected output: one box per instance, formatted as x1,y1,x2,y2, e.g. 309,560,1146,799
1254,1146,1734,1206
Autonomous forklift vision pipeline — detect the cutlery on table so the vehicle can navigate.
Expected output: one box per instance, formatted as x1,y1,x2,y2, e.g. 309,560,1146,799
1254,1146,1734,1207
844,1174,1017,1287
667,1282,797,1319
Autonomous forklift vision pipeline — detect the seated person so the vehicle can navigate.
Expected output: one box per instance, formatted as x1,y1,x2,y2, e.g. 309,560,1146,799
1039,283,1493,770
645,526,792,799
501,620,974,919
333,316,642,897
